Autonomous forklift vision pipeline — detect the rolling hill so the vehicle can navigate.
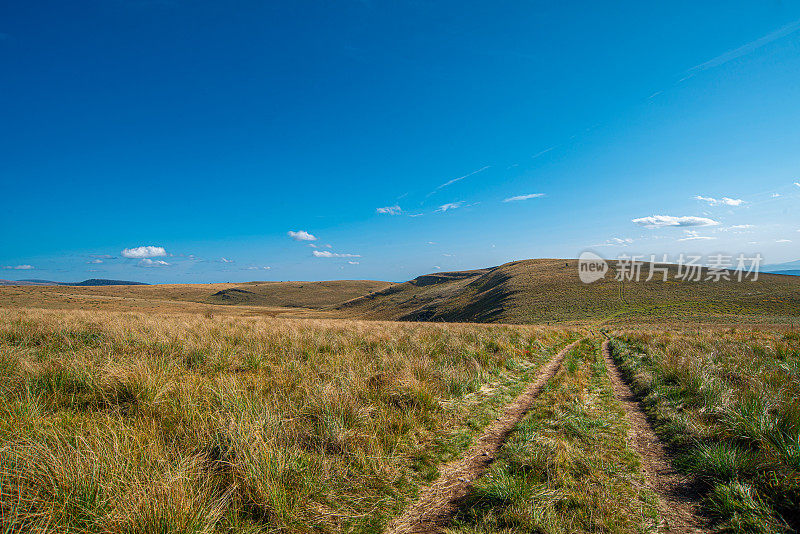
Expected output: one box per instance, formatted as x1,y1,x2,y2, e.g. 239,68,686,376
3,260,799,325
336,259,800,325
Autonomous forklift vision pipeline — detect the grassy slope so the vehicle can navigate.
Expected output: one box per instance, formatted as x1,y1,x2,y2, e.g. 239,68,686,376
338,259,800,325
0,308,573,533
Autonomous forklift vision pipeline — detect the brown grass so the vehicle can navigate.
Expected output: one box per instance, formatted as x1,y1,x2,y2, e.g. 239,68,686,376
0,307,572,533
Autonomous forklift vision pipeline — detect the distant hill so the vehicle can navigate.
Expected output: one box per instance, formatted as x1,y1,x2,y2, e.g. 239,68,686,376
205,280,394,308
763,259,800,274
336,259,800,325
0,278,147,286
68,279,148,286
4,262,799,325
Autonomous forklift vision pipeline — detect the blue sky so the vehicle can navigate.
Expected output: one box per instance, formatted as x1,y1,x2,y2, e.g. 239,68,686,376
1,1,799,283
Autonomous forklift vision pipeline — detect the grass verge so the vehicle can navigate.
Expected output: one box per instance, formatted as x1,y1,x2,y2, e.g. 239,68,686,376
609,330,800,533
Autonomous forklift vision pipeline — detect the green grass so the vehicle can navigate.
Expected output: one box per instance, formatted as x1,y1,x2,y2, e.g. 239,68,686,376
447,338,659,534
609,330,800,533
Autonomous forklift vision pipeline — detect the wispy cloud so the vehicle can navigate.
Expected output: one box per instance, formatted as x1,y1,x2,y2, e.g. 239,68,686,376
776,239,792,243
719,224,755,232
287,230,317,241
347,261,359,265
678,230,716,242
312,250,361,258
633,215,720,228
436,201,464,212
2,264,34,270
436,166,490,190
695,195,744,206
683,18,800,81
376,205,401,215
121,246,167,259
220,257,234,263
87,259,104,264
503,193,545,202
531,147,555,159
137,258,170,267
593,237,634,247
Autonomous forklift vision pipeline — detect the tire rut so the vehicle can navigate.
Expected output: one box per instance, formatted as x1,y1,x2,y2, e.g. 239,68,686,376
384,339,582,534
601,339,707,533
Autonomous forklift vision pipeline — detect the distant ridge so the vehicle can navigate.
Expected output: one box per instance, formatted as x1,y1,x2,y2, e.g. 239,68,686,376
336,258,800,324
0,278,148,286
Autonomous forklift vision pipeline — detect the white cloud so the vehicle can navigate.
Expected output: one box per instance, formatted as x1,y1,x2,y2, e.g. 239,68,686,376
794,182,800,188
433,265,441,270
677,230,716,242
503,193,545,202
719,224,755,232
427,241,437,245
376,205,401,215
287,230,317,241
776,239,792,243
633,215,720,228
220,257,233,263
695,195,744,206
121,245,167,259
138,259,170,267
773,193,781,198
312,250,361,258
2,264,34,270
594,237,634,247
246,266,271,270
437,201,463,212
348,261,359,265
443,253,454,257
87,259,103,264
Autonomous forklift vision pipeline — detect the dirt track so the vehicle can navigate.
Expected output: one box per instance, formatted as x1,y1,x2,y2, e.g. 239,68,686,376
384,339,581,534
601,340,707,533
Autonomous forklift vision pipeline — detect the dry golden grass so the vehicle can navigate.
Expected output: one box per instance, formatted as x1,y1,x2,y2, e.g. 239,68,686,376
0,307,573,533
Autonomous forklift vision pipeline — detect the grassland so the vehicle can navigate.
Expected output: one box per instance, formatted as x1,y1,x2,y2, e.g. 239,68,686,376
0,308,573,533
2,260,799,533
608,329,800,533
448,338,660,534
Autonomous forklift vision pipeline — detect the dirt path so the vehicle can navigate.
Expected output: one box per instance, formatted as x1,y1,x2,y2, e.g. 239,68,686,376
601,340,707,533
385,339,582,534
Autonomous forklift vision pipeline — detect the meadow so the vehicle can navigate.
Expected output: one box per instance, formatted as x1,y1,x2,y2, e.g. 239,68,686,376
609,329,800,533
0,308,572,533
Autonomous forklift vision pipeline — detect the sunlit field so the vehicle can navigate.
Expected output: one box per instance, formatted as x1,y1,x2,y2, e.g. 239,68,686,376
0,308,573,533
609,330,800,533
